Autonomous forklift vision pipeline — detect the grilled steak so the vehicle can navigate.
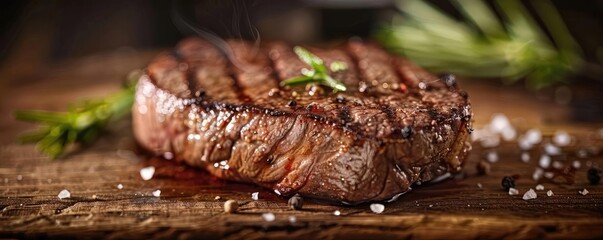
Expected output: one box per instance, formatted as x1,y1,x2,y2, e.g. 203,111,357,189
132,38,473,204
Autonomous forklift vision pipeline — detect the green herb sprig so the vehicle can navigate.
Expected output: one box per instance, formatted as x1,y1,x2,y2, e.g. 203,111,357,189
377,0,584,89
13,71,140,159
282,46,348,92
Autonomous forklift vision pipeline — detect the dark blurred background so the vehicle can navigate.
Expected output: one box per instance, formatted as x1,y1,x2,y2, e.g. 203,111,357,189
1,0,602,121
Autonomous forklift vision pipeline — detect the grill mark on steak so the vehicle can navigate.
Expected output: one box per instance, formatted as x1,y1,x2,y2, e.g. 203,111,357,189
347,41,402,95
134,38,473,204
228,40,279,103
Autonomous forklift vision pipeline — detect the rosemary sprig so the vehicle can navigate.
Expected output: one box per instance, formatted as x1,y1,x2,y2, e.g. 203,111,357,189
377,0,584,89
14,70,140,159
282,46,348,92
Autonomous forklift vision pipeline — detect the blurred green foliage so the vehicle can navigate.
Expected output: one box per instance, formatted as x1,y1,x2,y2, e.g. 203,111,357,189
377,0,583,89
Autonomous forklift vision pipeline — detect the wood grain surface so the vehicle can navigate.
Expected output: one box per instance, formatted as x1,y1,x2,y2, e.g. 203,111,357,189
1,50,602,239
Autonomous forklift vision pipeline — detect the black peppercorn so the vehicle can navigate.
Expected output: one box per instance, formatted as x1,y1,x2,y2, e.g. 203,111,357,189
401,126,413,139
288,194,303,210
587,167,601,185
441,73,456,87
501,176,515,191
287,100,297,107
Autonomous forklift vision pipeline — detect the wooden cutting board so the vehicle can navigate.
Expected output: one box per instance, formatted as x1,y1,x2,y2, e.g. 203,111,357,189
1,50,602,239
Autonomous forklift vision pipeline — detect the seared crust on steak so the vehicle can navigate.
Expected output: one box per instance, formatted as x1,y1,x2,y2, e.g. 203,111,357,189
132,38,472,204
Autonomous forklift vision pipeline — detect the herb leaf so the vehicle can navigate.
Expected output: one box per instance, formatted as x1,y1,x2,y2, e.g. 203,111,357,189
377,0,583,89
282,46,347,92
14,70,140,159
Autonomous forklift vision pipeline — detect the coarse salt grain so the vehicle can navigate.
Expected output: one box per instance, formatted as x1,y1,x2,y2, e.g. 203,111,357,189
370,203,385,214
525,129,542,145
480,134,500,148
539,155,551,168
501,127,517,141
535,184,545,191
578,189,589,196
572,160,581,169
521,152,530,163
288,215,297,223
17,175,23,181
547,190,554,196
486,151,499,163
477,183,483,188
117,184,123,189
140,166,155,181
544,172,555,179
58,189,71,199
333,210,341,216
553,131,571,146
552,161,563,169
508,188,519,195
523,189,537,200
251,192,259,200
544,143,561,156
152,190,161,197
533,168,544,181
518,137,533,151
489,114,511,133
262,213,275,222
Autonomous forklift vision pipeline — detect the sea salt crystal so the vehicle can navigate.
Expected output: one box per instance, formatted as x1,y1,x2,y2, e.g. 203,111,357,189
533,168,544,181
480,134,500,148
370,203,385,214
535,184,545,191
333,210,341,216
552,161,563,169
553,131,571,146
525,129,542,145
489,114,511,133
251,192,259,200
117,184,123,189
518,137,533,151
547,190,554,196
418,82,428,90
572,160,581,169
163,152,174,160
17,175,23,181
140,166,155,181
544,172,555,179
522,189,537,200
152,190,161,197
508,188,519,195
288,215,297,223
521,152,530,163
477,183,483,188
578,189,589,196
488,113,516,141
539,155,551,168
262,213,275,222
486,151,499,163
501,127,517,141
544,143,561,156
58,189,71,199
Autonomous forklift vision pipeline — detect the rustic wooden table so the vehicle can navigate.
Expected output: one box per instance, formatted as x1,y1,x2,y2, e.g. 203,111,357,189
1,50,602,239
